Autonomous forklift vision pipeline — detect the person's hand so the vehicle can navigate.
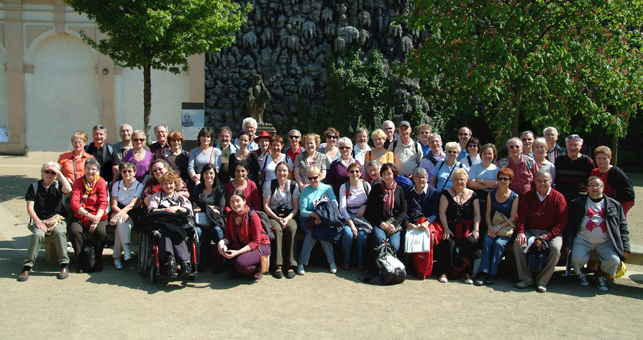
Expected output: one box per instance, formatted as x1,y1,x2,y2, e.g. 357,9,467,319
223,249,240,259
406,221,415,230
562,247,571,258
314,216,322,225
471,230,479,242
540,234,550,242
355,206,366,218
279,217,288,228
164,206,183,213
66,177,75,184
109,214,119,226
209,205,220,214
47,165,63,179
418,221,429,231
443,227,453,240
190,173,200,183
386,224,395,233
515,233,527,246
87,213,100,224
35,220,47,232
624,251,630,258
488,226,499,238
89,223,97,233
351,226,358,239
120,213,130,222
379,222,387,230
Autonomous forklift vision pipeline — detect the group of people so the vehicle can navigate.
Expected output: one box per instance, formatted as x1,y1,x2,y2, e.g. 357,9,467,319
18,118,634,293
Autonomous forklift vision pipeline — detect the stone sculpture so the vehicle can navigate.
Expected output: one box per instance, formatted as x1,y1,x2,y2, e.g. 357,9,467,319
246,74,272,124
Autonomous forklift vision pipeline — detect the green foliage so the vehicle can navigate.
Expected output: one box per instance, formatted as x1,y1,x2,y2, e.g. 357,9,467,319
400,0,643,143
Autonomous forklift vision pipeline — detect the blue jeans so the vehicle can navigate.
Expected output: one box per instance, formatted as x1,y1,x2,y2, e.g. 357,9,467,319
478,235,510,275
196,225,224,261
298,217,335,265
373,227,401,253
341,226,368,263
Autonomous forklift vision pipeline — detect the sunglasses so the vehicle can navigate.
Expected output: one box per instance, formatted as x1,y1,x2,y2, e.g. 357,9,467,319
327,135,338,139
349,170,361,174
43,170,55,175
121,170,134,174
498,177,510,181
152,168,165,173
339,146,351,150
289,135,300,139
447,150,458,154
458,133,469,136
93,125,106,130
307,176,319,181
133,138,146,142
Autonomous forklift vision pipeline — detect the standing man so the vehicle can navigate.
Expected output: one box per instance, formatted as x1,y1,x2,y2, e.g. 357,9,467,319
389,121,422,177
564,177,629,291
149,125,170,160
520,130,535,158
456,126,472,161
513,170,567,293
498,138,539,196
416,124,432,156
382,120,397,150
544,127,567,163
112,124,135,162
234,117,259,151
419,133,446,183
555,134,596,203
215,126,238,184
85,125,120,185
353,127,371,169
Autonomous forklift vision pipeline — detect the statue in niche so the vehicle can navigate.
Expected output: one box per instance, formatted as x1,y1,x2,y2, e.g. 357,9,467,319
246,74,272,124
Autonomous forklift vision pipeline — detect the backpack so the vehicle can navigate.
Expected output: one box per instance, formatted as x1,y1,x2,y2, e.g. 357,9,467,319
269,179,297,197
31,181,59,195
391,139,423,166
250,209,275,241
78,239,97,273
373,242,406,285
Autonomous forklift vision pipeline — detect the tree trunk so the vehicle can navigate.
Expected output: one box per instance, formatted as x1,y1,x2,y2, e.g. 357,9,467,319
143,64,152,145
612,134,618,166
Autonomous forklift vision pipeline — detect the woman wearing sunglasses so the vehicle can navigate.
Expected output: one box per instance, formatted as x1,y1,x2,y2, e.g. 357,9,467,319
109,162,144,269
318,127,341,163
123,130,154,182
326,137,362,198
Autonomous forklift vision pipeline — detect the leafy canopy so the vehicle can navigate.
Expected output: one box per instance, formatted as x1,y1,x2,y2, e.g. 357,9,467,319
400,0,643,140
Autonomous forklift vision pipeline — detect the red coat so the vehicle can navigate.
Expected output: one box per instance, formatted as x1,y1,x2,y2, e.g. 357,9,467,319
224,210,270,250
70,177,109,224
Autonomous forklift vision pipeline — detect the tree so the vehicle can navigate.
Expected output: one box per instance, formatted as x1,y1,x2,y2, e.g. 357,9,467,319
400,0,643,142
65,0,251,142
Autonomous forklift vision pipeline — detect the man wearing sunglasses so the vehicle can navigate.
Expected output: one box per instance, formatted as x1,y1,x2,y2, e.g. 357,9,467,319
85,125,120,186
382,120,397,150
498,137,539,197
389,121,423,177
284,129,303,172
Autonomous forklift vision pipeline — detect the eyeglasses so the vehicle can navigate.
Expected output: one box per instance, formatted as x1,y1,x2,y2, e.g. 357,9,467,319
327,135,338,139
468,145,478,148
339,146,351,150
289,135,300,139
384,127,394,130
42,170,55,175
508,145,520,149
498,177,510,181
446,150,458,154
152,168,165,173
121,170,134,174
133,138,146,142
349,170,361,174
420,131,430,134
307,176,319,181
93,125,106,130
458,133,469,136
588,184,603,189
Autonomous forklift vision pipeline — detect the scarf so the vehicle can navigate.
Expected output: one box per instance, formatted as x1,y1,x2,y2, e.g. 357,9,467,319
81,174,100,204
381,180,397,216
228,205,250,249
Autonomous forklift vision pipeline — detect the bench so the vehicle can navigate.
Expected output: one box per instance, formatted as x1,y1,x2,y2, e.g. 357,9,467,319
42,227,140,265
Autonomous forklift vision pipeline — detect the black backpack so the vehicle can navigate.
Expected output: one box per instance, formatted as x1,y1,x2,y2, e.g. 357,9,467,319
362,242,406,285
78,239,97,273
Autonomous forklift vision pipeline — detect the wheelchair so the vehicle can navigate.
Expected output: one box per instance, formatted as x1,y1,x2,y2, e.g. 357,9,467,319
137,212,200,283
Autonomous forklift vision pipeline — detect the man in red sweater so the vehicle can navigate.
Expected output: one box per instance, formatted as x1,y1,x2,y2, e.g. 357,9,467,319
513,170,568,293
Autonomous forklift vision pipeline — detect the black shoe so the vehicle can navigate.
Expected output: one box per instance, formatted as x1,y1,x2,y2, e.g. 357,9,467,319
181,261,192,276
165,256,177,276
485,275,496,285
474,274,485,286
94,263,103,272
213,261,227,274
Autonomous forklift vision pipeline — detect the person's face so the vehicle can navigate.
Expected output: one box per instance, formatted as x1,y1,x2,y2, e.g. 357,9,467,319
276,165,289,180
230,194,246,213
244,123,256,137
413,174,428,188
418,128,430,142
339,143,351,157
497,174,511,188
368,165,380,180
467,143,478,155
453,175,467,189
121,167,135,180
42,167,57,182
458,128,470,144
566,139,581,157
446,148,458,161
237,135,250,149
72,138,86,151
219,131,231,146
348,167,361,181
356,132,368,144
161,180,176,195
535,173,552,195
481,148,494,163
587,179,604,199
84,164,99,180
373,137,384,149
307,172,320,188
429,136,442,151
155,127,167,143
544,129,558,145
595,153,611,169
258,138,270,150
508,140,522,157
288,132,301,146
132,134,146,149
151,162,167,180
119,125,132,142
381,169,394,184
203,168,215,184
326,132,338,146
200,134,212,147
533,143,547,157
271,141,283,153
304,138,317,153
521,133,534,149
169,138,182,149
383,124,395,139
93,129,106,145
399,125,411,139
234,165,248,181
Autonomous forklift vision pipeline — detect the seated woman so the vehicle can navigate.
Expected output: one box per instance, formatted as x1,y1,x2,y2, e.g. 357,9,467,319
228,131,259,183
164,130,190,183
18,162,72,281
262,161,300,279
404,168,440,230
474,168,519,286
436,168,480,284
365,160,382,185
147,171,194,275
216,189,272,279
339,163,372,271
591,145,635,217
364,163,407,254
297,166,339,275
225,162,261,212
69,158,109,273
109,162,144,269
188,127,222,190
190,163,227,272
141,159,189,207
327,137,362,198
123,130,154,183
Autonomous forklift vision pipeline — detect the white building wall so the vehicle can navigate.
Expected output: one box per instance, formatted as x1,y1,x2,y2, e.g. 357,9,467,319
0,48,8,130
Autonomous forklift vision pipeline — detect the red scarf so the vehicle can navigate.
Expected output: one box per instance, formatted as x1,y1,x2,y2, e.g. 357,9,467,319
228,205,250,249
381,180,397,215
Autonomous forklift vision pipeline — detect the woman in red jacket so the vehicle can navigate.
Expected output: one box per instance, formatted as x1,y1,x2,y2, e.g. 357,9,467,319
216,189,271,279
68,158,109,272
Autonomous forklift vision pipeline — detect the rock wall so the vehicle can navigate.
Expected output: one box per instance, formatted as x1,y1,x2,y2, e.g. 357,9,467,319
205,0,429,135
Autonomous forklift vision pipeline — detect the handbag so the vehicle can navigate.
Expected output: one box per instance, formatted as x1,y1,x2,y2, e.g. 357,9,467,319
491,211,516,237
404,228,431,253
78,239,97,273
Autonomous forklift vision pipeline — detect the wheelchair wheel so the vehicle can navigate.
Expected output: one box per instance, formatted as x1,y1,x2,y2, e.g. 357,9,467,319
138,234,149,276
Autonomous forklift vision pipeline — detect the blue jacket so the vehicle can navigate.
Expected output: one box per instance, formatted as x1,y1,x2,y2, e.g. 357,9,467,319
405,185,440,225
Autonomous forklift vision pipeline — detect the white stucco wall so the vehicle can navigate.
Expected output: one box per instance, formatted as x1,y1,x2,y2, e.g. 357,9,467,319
115,67,189,140
0,48,8,130
24,33,101,151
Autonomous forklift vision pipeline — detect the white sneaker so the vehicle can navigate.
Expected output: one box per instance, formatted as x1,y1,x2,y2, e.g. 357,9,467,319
329,262,337,274
113,259,123,270
296,264,305,275
595,275,608,291
578,273,590,287
123,250,132,262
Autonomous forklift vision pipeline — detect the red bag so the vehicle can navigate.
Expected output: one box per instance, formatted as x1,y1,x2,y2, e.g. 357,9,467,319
413,251,433,279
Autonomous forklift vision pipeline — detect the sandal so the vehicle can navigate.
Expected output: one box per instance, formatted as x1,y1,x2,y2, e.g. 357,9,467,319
285,268,296,279
273,267,284,279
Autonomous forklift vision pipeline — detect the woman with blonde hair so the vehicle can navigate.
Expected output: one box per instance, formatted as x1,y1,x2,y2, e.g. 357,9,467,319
363,129,394,165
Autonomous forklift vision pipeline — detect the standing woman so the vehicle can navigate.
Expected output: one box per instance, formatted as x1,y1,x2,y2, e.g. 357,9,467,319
475,168,519,286
109,162,144,269
461,137,482,168
319,127,341,163
164,130,190,183
591,146,635,216
215,126,238,185
253,131,273,176
326,137,361,197
363,129,394,166
188,127,222,190
217,189,271,279
228,131,260,183
69,158,109,272
532,137,556,182
58,131,95,184
190,163,227,272
437,168,480,284
262,162,300,278
293,133,331,191
340,163,371,271
225,162,262,211
260,135,287,188
364,163,407,253
467,143,499,238
123,130,154,183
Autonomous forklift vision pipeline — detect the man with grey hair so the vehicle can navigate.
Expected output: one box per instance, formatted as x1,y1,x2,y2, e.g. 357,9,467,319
382,120,397,150
149,125,170,159
284,128,302,171
389,121,422,177
353,127,371,169
544,127,567,163
498,137,538,196
234,117,259,151
112,123,150,162
419,133,446,183
554,134,596,203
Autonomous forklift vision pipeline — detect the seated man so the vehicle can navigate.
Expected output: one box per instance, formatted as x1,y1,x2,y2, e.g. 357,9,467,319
513,170,567,293
564,177,629,291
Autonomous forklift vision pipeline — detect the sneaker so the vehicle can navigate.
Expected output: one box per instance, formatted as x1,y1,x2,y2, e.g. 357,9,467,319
123,250,132,262
296,264,305,275
536,285,547,293
474,274,485,286
113,259,123,270
578,273,590,287
329,262,337,274
462,274,473,284
595,275,608,291
515,279,535,289
438,274,448,283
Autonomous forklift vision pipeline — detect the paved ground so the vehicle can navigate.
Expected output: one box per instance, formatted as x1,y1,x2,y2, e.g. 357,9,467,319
1,152,642,339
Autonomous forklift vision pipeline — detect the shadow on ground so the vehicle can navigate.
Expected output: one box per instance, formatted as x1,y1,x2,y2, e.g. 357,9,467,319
0,175,40,202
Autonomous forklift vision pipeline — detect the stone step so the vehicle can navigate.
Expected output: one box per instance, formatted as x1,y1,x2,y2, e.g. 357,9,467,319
627,244,643,266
